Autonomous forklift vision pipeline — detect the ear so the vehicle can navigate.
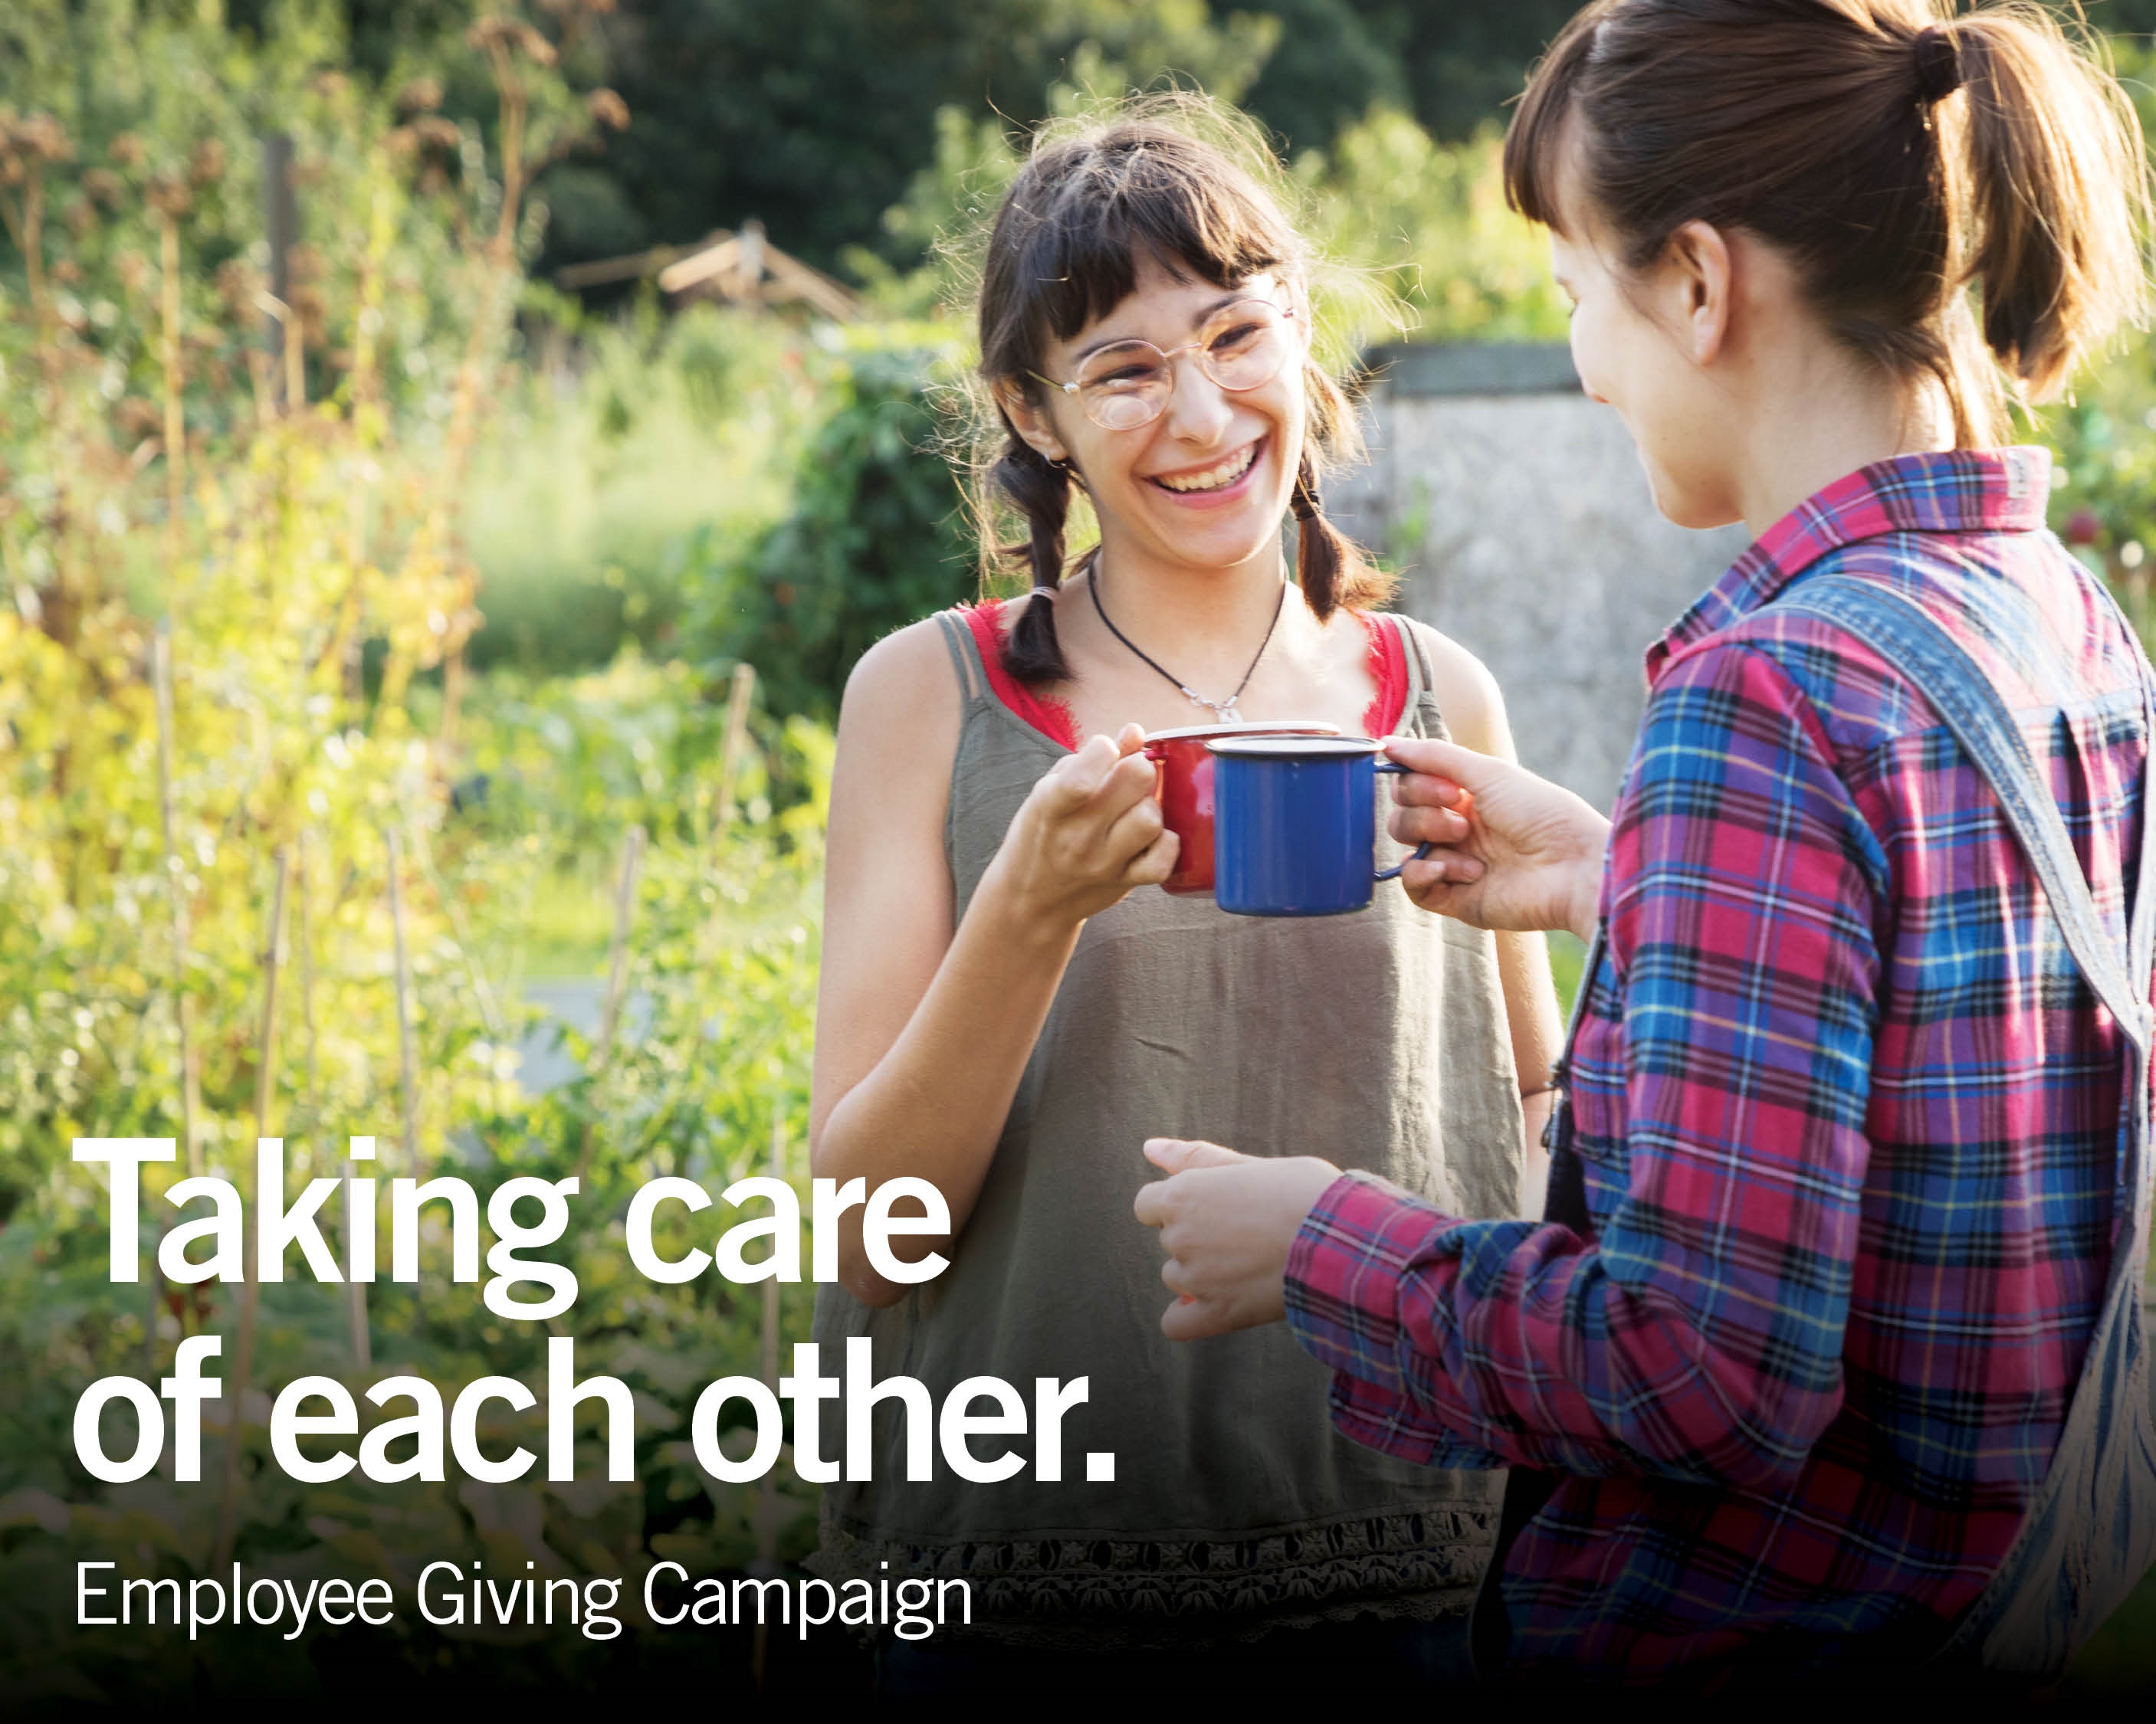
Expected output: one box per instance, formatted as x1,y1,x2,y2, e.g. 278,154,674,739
994,379,1071,467
1662,220,1734,368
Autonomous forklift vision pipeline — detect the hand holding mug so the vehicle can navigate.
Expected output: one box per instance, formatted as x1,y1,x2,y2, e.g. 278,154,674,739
992,724,1179,929
1381,736,1609,941
1133,1138,1341,1340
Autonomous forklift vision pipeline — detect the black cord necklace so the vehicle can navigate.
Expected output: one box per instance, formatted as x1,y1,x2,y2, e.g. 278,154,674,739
1089,567,1287,726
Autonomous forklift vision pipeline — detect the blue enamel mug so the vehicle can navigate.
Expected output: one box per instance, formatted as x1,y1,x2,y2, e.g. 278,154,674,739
1205,735,1432,916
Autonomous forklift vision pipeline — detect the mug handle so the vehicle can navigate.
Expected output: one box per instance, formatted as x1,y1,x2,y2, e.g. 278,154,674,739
1372,760,1434,883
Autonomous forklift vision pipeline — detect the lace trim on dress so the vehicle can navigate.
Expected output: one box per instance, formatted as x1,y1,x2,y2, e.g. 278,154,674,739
961,599,1410,749
1359,610,1409,738
812,1504,1498,1649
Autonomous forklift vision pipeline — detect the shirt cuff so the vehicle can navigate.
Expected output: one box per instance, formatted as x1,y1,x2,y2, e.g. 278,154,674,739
1285,1168,1442,1395
1285,1170,1501,1470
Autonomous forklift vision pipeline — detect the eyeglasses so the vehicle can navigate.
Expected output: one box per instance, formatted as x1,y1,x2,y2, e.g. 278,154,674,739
1029,297,1300,431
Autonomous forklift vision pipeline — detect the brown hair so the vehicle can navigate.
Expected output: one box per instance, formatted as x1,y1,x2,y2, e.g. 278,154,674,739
1504,0,2149,445
974,97,1390,686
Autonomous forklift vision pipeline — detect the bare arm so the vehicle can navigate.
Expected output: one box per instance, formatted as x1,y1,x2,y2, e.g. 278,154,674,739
1410,632,1564,1215
809,621,1175,1307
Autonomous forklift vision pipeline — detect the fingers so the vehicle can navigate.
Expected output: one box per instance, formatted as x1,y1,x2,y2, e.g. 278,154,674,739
1033,742,1162,833
1396,854,1486,923
1102,782,1167,860
1160,1296,1235,1342
1122,826,1180,888
1142,1138,1247,1173
1382,734,1495,791
1132,1178,1171,1231
1035,735,1124,812
1387,800,1474,850
1111,721,1149,757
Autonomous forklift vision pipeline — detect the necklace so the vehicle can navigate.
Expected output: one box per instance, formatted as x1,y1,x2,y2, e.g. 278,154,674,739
1089,569,1286,726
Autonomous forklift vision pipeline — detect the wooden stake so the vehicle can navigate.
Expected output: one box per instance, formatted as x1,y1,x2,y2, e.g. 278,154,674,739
212,847,288,1573
751,1103,784,1693
576,824,645,1181
715,662,757,829
157,211,185,563
386,826,428,1322
152,625,199,1178
298,831,370,1370
387,826,422,1181
146,626,191,1369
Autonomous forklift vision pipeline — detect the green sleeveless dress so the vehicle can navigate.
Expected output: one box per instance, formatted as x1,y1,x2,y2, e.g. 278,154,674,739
812,608,1523,1648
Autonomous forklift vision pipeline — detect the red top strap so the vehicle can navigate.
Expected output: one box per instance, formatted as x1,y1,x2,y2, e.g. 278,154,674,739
962,601,1082,751
1360,611,1408,739
958,598,1409,749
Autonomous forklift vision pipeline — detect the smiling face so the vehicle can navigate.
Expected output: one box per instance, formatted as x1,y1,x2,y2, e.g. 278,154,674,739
999,252,1310,577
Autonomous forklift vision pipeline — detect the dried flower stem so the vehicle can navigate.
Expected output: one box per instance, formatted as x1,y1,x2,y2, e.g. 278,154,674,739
158,211,185,549
716,661,758,829
152,625,200,1178
576,823,645,1180
211,847,289,1574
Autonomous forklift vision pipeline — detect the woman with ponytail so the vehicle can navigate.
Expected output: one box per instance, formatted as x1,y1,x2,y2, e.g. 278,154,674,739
1142,0,2156,1690
808,97,1560,1692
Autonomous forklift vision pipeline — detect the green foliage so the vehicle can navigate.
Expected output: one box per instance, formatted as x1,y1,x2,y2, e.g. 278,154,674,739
461,297,824,671
0,12,831,1703
677,333,976,723
582,0,1277,274
1298,114,1569,348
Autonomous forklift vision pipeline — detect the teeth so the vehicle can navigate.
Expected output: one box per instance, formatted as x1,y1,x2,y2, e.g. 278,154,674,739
1156,443,1257,493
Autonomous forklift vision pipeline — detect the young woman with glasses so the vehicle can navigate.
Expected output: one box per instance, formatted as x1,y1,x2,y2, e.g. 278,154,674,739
806,97,1563,1693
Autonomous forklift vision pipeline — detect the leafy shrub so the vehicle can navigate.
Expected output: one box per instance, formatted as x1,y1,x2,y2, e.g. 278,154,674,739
677,334,977,723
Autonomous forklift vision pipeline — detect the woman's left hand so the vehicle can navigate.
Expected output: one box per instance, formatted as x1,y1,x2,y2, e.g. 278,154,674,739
1134,1139,1343,1340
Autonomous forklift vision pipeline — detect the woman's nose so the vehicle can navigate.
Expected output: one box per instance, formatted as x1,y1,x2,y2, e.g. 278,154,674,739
1159,352,1236,443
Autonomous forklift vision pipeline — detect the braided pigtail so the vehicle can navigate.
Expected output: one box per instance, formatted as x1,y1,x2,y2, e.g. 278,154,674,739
1295,362,1393,619
1291,455,1347,621
990,428,1074,683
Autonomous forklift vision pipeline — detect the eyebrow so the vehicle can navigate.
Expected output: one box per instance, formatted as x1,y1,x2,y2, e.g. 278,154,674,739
1071,288,1255,362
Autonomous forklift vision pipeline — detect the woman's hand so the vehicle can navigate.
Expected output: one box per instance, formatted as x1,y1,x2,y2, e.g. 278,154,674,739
1133,1139,1342,1340
986,723,1178,929
1383,736,1609,942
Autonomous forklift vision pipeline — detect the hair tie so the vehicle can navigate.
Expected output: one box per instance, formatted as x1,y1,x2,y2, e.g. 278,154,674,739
1029,585,1060,602
1291,477,1323,522
1912,24,1963,104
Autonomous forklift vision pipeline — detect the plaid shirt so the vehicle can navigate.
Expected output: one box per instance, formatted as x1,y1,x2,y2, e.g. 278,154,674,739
1285,449,2149,1676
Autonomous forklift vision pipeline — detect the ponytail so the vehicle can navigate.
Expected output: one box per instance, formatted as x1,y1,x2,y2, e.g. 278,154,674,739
1954,10,2148,409
1505,0,2151,447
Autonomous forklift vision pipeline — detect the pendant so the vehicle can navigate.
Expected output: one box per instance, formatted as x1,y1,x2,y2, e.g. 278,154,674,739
1183,687,1241,725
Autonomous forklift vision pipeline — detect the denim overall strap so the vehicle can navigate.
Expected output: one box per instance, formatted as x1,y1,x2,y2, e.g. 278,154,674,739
1781,572,2156,1678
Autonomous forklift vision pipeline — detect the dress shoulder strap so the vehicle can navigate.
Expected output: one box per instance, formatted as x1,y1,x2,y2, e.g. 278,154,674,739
1385,612,1451,740
1389,611,1439,700
932,608,991,709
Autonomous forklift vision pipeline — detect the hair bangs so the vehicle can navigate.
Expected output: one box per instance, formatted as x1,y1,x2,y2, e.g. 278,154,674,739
995,124,1298,362
1504,7,1608,234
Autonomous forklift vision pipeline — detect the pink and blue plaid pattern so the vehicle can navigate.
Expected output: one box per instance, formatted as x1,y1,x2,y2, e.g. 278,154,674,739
1285,448,2151,1676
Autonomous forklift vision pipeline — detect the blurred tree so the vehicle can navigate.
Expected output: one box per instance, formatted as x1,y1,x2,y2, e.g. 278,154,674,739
1235,0,1406,152
587,0,1273,272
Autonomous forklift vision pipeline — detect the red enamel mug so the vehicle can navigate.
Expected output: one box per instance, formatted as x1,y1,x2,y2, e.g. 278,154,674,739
1143,721,1343,896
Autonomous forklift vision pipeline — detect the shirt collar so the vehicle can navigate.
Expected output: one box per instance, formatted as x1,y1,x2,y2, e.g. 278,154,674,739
1645,446,2053,684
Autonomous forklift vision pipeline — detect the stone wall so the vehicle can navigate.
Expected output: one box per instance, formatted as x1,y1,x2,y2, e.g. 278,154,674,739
1329,343,1751,811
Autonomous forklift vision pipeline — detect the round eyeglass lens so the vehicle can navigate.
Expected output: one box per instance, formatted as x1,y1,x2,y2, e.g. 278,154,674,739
1200,301,1292,388
1074,346,1172,428
1071,300,1294,430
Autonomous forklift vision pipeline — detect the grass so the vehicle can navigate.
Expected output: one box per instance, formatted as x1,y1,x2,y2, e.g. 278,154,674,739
1547,929,1589,1018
